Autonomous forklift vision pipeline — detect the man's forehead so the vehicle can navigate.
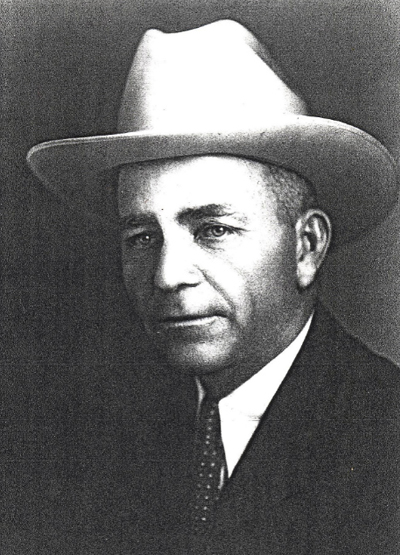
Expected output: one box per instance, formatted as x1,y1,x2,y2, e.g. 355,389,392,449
117,154,274,210
118,156,276,222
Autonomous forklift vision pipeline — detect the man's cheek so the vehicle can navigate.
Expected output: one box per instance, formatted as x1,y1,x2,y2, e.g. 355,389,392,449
123,269,149,303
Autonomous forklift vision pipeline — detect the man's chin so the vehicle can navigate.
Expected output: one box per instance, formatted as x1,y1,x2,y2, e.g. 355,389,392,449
155,343,235,376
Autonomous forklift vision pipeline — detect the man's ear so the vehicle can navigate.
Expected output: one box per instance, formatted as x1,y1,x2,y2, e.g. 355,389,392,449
295,209,332,289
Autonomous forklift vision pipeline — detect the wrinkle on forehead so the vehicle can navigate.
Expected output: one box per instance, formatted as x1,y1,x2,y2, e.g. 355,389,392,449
117,154,280,222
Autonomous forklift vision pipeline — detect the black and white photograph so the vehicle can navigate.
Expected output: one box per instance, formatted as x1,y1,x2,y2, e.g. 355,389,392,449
2,1,400,553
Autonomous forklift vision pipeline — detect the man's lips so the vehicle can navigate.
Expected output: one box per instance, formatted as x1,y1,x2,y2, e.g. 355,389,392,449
155,313,226,330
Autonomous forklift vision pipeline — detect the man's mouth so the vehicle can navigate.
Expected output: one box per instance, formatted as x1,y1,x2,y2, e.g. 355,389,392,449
158,314,219,329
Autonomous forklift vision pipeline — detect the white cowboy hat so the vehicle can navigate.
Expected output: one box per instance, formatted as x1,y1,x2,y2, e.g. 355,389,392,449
27,19,398,246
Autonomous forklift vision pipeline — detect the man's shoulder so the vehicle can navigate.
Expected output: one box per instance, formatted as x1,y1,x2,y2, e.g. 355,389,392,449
312,303,399,371
302,303,400,414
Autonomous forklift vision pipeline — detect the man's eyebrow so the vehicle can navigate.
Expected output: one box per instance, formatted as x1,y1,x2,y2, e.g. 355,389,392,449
119,204,249,229
119,213,157,229
177,204,249,224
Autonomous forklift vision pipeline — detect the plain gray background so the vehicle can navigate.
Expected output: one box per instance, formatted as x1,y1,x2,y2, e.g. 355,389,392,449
2,0,400,366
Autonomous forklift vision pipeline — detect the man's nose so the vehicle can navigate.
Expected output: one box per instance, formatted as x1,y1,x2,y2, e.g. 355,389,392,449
153,239,202,291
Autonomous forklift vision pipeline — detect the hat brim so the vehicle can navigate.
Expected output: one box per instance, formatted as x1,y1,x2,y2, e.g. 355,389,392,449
27,115,398,246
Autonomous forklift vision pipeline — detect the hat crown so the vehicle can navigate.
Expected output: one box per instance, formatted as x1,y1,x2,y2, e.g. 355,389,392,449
118,19,307,133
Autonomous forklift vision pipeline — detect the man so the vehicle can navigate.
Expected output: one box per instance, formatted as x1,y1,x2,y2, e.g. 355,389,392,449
27,20,400,554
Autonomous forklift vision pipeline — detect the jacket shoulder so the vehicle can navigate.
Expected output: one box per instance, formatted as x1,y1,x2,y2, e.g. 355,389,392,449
305,303,400,415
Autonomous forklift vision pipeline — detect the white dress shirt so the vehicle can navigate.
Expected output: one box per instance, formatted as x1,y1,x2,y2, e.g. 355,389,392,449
196,314,313,478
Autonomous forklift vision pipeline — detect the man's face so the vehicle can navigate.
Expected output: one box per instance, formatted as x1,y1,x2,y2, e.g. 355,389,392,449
118,155,302,378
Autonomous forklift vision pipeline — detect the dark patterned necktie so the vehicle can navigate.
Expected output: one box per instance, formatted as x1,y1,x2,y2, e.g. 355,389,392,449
191,393,227,534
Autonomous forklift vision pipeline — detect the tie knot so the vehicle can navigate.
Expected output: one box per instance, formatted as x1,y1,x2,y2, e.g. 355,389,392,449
198,378,225,405
202,395,219,411
198,394,222,433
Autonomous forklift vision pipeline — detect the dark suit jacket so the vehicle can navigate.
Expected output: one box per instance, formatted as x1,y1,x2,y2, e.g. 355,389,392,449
2,305,400,554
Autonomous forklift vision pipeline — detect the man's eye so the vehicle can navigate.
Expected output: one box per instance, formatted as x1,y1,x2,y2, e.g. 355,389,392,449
125,232,155,248
199,225,232,240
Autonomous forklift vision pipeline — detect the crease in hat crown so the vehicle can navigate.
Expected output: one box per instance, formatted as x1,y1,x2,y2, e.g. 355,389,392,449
118,19,308,133
26,18,399,246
